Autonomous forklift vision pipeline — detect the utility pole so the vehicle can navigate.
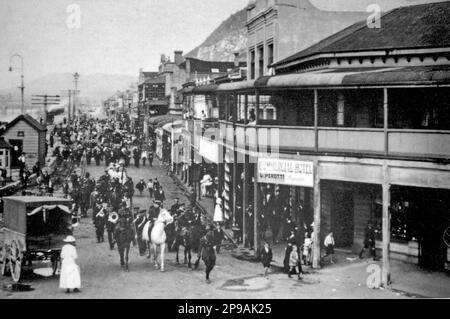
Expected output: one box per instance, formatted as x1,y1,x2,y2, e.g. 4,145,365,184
73,72,80,119
9,54,25,114
61,89,79,123
31,94,60,125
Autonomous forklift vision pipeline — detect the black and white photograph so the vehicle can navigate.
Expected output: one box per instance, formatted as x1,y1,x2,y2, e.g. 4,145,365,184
0,0,449,303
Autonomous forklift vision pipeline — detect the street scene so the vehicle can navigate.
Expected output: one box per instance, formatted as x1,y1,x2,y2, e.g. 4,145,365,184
1,0,450,300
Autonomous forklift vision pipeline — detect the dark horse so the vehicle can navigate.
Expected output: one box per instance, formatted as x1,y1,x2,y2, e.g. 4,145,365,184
194,236,216,283
172,222,206,268
114,216,135,271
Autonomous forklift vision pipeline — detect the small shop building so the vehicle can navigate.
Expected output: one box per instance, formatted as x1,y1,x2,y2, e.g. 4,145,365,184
1,114,47,169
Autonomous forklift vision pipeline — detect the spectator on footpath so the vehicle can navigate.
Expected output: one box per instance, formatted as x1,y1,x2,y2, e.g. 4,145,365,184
359,221,378,260
259,241,273,278
288,244,303,280
141,149,148,166
322,231,335,264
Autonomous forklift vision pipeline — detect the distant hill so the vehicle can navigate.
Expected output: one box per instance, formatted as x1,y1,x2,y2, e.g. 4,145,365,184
186,8,248,61
0,73,137,107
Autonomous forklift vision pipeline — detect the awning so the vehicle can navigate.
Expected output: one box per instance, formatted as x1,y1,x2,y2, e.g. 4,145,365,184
148,114,182,127
255,65,450,89
146,100,168,106
192,84,218,94
162,120,184,133
217,79,256,92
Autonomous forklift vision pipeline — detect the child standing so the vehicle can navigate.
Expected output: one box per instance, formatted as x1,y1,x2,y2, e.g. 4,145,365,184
322,231,335,264
288,244,303,280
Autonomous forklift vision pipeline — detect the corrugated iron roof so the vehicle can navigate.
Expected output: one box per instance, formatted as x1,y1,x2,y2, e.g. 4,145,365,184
273,1,450,68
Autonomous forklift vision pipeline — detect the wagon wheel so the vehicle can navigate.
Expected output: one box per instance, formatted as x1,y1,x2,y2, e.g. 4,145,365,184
0,243,7,276
9,240,23,282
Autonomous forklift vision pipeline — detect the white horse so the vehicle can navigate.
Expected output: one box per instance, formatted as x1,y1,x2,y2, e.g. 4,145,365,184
142,209,174,272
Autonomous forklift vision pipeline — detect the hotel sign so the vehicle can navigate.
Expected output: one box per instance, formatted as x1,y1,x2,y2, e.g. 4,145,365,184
257,158,314,187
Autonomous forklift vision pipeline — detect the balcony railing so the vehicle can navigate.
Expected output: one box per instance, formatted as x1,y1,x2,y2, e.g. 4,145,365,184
215,120,450,160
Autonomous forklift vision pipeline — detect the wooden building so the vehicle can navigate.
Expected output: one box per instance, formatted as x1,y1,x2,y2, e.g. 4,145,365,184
1,114,47,169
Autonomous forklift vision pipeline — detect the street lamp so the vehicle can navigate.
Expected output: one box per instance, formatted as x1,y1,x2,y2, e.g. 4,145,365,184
8,54,25,114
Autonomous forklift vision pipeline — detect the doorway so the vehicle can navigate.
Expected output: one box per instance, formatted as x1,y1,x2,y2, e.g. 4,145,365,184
331,187,354,248
8,139,23,169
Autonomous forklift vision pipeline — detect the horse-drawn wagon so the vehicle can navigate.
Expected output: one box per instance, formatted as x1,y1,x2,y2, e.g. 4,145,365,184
0,196,73,282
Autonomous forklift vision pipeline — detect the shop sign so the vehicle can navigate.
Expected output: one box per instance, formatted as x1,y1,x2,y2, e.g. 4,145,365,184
257,158,314,187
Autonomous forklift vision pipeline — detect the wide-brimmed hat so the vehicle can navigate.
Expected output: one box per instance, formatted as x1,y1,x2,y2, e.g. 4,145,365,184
63,235,76,243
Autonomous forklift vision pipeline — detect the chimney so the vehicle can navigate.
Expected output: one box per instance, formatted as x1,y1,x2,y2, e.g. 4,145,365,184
234,52,240,68
174,51,183,65
161,54,166,63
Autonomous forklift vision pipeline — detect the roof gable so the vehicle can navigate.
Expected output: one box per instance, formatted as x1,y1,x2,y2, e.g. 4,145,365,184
5,114,47,132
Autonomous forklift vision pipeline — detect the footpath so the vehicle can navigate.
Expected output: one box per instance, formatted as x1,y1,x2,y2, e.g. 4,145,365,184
166,162,450,298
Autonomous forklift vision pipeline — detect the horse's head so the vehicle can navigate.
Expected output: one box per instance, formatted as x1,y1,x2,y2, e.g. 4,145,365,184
157,209,174,226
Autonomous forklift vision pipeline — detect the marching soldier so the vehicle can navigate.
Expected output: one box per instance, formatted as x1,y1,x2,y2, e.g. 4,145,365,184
106,207,118,250
94,203,108,243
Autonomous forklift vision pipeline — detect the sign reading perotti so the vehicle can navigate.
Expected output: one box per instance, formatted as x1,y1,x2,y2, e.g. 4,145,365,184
257,158,314,187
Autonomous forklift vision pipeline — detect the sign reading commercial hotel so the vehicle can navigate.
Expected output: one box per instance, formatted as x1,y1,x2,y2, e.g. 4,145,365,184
258,158,314,187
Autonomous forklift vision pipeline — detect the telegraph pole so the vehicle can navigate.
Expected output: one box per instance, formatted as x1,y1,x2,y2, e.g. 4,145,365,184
8,54,25,114
73,72,79,119
31,94,60,125
61,89,79,123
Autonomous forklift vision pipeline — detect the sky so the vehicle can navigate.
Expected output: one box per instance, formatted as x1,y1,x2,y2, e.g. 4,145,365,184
0,0,442,90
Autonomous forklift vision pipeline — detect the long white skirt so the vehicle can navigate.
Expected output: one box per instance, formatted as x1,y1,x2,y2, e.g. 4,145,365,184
59,259,81,289
213,204,223,222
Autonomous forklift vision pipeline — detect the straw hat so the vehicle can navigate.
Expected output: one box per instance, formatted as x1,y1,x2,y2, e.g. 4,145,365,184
63,235,76,243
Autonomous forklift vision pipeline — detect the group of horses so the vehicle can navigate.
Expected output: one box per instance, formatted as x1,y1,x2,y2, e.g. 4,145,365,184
113,207,222,282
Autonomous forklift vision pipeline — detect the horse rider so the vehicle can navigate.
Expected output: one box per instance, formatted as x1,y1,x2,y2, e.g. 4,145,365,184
145,200,161,234
134,209,148,256
106,207,119,250
170,198,181,217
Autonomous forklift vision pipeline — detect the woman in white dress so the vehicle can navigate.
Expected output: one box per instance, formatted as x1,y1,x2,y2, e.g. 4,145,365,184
213,197,224,223
60,235,81,293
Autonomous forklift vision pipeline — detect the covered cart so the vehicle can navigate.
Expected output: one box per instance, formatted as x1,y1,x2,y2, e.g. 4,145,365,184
0,196,73,282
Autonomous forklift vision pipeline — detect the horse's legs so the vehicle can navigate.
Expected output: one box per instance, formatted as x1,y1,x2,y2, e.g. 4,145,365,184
125,244,130,271
187,248,192,269
205,263,213,282
152,243,158,268
184,246,188,264
118,245,124,267
175,245,179,264
146,241,151,259
160,243,165,272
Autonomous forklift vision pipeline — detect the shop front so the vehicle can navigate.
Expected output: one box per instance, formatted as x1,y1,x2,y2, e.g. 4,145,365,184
252,157,315,246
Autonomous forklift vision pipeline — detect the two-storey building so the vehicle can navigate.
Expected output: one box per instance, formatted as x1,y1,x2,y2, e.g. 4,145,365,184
215,1,450,285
